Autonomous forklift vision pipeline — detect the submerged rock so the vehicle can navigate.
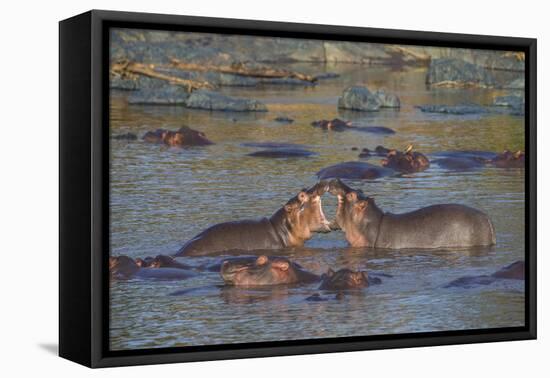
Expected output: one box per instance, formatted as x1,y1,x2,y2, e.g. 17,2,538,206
417,104,489,115
492,94,525,108
426,58,496,88
273,116,294,124
354,126,396,135
338,86,401,112
444,261,524,288
184,90,267,112
241,142,306,149
502,77,525,90
128,85,190,105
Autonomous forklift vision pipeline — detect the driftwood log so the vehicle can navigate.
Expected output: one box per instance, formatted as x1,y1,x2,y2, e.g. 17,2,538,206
169,58,317,83
110,59,214,92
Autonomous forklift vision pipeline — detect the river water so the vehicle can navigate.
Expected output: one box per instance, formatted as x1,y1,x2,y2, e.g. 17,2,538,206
109,63,525,351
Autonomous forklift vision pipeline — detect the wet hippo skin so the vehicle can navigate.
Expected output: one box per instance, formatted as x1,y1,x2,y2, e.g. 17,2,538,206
109,255,195,280
329,179,496,249
444,261,524,288
220,255,320,286
175,182,331,256
317,161,394,180
318,268,380,290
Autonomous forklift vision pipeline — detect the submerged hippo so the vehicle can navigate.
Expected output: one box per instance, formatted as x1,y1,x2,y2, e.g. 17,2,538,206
311,118,352,131
444,260,524,288
317,161,394,180
175,182,331,256
143,125,214,147
247,149,316,158
329,179,496,249
319,268,381,290
220,255,320,286
135,254,192,269
109,255,195,280
381,145,430,173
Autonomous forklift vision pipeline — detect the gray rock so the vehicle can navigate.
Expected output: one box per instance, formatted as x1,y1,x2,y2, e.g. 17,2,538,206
110,76,140,91
492,95,524,108
184,90,267,112
374,90,401,108
128,85,190,105
417,104,489,115
502,77,525,90
427,58,496,88
338,86,400,112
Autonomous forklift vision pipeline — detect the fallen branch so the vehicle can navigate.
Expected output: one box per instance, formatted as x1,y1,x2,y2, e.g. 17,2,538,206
386,45,431,63
169,58,317,83
110,60,214,92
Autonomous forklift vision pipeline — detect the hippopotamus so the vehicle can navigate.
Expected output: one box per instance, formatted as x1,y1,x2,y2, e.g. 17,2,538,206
311,118,352,131
317,161,394,180
220,255,320,286
328,179,496,249
491,150,525,168
381,145,430,173
175,181,331,256
135,254,192,269
444,260,524,288
109,255,195,280
318,268,381,290
247,149,316,158
142,125,213,147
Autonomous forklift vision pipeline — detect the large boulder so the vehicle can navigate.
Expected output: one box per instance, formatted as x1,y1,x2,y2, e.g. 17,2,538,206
338,86,400,112
184,90,267,112
427,58,496,88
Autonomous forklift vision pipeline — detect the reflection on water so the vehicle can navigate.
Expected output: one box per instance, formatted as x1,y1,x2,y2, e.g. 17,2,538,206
109,63,525,351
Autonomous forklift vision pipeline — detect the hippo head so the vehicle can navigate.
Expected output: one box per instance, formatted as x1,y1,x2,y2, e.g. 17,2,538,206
282,181,331,244
220,255,308,286
109,255,139,279
492,150,525,168
319,268,369,290
381,145,430,173
143,126,213,147
328,179,382,247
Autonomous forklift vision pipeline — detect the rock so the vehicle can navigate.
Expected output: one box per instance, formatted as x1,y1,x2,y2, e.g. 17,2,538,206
417,104,489,115
338,86,400,112
273,116,294,124
374,90,400,108
315,72,340,80
128,85,190,105
112,132,138,140
247,149,316,158
110,76,140,91
426,58,496,88
502,77,525,90
184,90,267,112
492,95,525,109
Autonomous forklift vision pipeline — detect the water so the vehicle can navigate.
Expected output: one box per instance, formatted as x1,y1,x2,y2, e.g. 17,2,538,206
109,63,525,351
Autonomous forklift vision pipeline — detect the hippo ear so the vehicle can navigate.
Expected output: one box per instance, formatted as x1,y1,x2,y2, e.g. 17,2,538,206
346,191,357,202
326,268,335,277
273,260,289,271
355,200,368,210
284,203,296,213
298,191,309,203
256,255,268,265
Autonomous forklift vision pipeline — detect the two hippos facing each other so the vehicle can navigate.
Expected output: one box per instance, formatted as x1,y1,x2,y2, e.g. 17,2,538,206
328,179,496,249
175,181,331,257
175,179,496,256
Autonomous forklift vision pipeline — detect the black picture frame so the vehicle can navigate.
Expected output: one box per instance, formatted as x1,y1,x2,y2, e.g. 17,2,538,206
59,9,537,368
